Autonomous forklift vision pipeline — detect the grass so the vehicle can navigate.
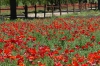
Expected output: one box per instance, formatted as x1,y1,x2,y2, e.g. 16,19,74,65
58,10,100,17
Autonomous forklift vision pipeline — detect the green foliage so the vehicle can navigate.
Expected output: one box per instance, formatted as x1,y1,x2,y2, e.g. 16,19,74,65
1,0,10,5
0,0,98,6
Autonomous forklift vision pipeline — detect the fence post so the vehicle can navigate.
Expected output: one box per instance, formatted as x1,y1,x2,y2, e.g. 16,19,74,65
34,5,37,18
95,2,96,10
44,4,46,18
85,2,86,10
79,0,81,11
59,0,61,15
51,0,53,17
66,0,68,13
24,5,28,18
73,4,75,12
91,2,92,10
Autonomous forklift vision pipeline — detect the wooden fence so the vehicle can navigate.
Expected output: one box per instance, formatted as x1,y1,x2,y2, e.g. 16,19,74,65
0,2,98,19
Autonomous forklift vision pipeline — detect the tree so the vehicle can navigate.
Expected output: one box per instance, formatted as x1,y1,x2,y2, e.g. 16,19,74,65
10,0,17,19
2,0,9,5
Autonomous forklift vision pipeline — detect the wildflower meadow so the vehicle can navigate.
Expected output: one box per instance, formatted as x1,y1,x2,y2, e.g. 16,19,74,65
0,16,100,66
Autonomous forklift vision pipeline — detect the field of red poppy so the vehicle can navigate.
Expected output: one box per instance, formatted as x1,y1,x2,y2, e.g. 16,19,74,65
0,16,100,66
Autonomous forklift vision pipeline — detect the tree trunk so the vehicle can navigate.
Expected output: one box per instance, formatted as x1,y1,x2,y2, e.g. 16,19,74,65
10,0,17,20
24,5,28,18
98,0,100,10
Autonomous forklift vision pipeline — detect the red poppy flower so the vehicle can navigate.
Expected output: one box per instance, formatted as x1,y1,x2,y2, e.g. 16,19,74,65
64,49,69,54
72,61,79,66
90,36,95,42
17,58,24,65
69,49,75,53
27,55,35,61
4,48,11,55
81,63,88,66
38,62,45,66
55,55,64,61
27,48,36,55
60,36,67,41
75,45,80,49
77,56,85,63
98,41,100,45
0,55,4,62
9,55,16,60
0,38,3,42
18,62,25,66
54,61,63,66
